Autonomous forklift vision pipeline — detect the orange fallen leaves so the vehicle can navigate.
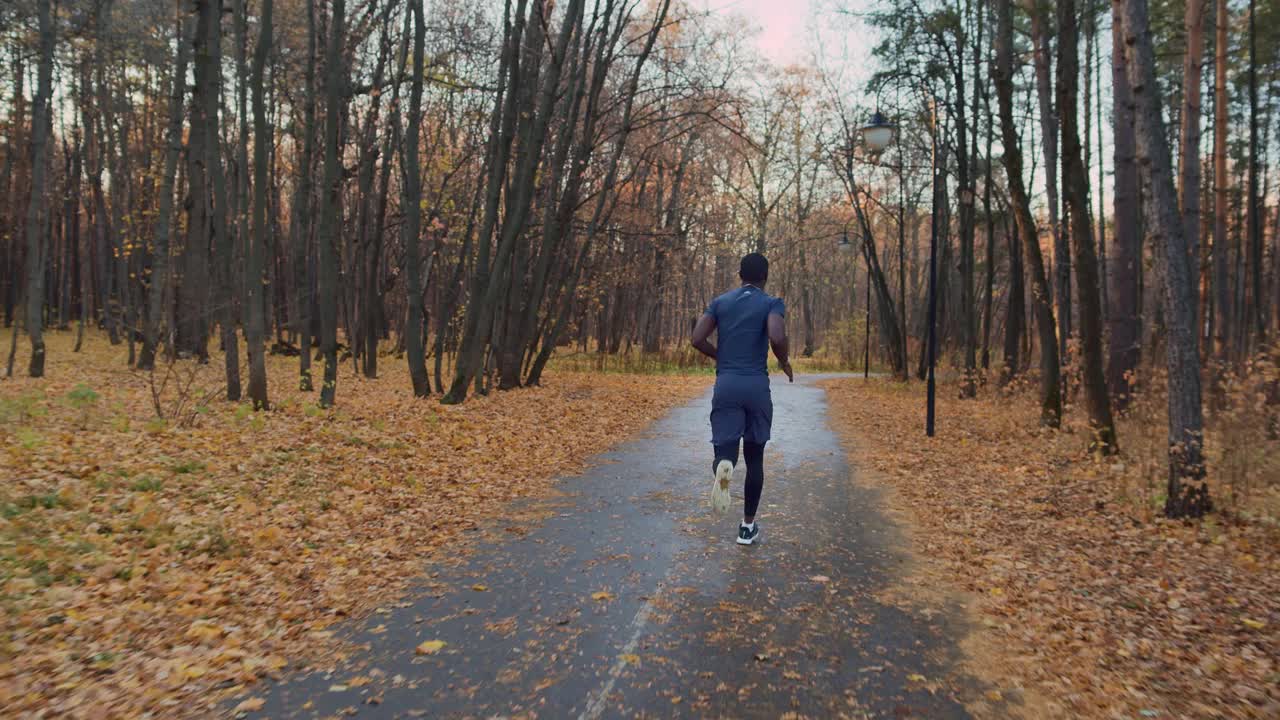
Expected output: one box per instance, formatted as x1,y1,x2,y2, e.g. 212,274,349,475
824,378,1280,720
0,332,708,717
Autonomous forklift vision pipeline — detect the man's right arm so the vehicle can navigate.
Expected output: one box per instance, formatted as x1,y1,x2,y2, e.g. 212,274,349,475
767,313,793,382
691,313,717,360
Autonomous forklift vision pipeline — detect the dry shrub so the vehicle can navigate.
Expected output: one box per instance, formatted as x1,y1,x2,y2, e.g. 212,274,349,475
1103,348,1279,523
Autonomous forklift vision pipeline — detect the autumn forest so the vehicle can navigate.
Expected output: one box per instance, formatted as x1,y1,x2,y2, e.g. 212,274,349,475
1,0,1278,717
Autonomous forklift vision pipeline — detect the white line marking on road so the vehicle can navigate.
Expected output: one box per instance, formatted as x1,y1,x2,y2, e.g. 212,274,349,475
576,584,662,720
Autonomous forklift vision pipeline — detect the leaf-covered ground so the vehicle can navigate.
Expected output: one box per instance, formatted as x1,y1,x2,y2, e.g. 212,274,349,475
824,378,1280,719
0,333,709,717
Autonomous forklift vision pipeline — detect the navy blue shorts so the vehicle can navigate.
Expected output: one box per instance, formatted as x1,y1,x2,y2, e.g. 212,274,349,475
710,374,772,446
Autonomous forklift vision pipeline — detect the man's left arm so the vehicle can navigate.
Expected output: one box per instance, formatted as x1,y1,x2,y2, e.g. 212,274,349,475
767,301,792,382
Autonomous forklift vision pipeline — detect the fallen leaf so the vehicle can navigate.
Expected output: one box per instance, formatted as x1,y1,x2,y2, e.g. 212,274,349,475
415,640,446,655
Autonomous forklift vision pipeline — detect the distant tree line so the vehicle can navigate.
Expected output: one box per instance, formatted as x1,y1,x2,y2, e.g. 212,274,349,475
2,0,1278,518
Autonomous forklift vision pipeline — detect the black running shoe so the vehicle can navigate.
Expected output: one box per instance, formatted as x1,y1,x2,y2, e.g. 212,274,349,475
736,522,760,545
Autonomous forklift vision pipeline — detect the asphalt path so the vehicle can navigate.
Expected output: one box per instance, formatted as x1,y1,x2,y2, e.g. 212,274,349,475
244,374,979,719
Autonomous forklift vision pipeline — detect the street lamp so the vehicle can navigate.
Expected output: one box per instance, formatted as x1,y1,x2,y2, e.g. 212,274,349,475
837,230,854,253
856,104,938,437
860,111,896,155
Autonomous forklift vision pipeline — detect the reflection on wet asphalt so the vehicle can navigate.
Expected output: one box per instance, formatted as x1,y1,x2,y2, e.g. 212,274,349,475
248,375,975,719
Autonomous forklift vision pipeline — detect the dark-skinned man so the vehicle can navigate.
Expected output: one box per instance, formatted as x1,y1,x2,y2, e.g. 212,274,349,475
691,252,792,545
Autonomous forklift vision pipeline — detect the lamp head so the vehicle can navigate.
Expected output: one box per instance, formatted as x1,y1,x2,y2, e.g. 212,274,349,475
859,111,896,153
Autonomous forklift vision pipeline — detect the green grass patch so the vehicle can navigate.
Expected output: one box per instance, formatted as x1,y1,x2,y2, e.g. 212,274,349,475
169,459,206,475
129,477,164,492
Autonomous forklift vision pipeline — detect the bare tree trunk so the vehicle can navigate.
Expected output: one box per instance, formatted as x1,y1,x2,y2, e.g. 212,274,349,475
959,0,983,397
140,13,191,371
997,0,1062,426
23,0,54,377
1028,0,1069,356
981,72,996,372
1246,0,1265,348
403,0,429,397
1001,206,1025,385
445,0,584,402
233,0,251,356
0,55,22,330
202,0,240,401
441,0,526,404
317,0,346,407
1179,0,1207,343
1059,0,1117,453
246,0,272,409
180,0,212,362
1119,0,1210,518
1094,8,1108,322
292,0,318,390
1109,0,1142,408
526,2,672,387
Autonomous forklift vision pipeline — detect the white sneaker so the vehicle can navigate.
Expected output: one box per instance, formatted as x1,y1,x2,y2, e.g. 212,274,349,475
710,460,733,514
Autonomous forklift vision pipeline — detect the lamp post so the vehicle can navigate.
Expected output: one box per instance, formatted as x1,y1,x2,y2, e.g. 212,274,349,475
924,98,939,438
857,112,895,380
856,102,938,437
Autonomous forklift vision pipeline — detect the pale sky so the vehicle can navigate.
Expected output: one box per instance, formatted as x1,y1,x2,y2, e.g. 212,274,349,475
732,0,808,64
714,0,815,66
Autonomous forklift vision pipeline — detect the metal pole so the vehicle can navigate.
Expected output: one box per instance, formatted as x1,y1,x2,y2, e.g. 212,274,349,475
926,94,939,437
898,152,908,381
865,264,871,378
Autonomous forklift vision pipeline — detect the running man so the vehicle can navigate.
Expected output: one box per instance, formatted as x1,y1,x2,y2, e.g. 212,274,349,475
690,252,792,545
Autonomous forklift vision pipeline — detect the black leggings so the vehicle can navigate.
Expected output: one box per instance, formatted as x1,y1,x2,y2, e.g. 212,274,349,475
713,441,765,519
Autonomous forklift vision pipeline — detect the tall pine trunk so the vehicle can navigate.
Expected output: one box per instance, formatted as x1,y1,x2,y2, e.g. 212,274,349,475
997,0,1062,426
1109,0,1142,407
1179,0,1206,324
1059,0,1117,453
1211,0,1229,359
1029,0,1069,357
1245,0,1264,347
1119,0,1210,518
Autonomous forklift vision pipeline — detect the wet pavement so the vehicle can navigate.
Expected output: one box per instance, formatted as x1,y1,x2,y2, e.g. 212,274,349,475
244,375,978,719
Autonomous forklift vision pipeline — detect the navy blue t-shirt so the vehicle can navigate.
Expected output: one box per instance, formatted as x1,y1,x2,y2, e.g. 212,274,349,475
705,285,785,376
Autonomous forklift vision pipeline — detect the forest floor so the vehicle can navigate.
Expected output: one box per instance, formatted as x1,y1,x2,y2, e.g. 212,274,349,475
3,332,1278,718
0,332,709,717
824,377,1280,720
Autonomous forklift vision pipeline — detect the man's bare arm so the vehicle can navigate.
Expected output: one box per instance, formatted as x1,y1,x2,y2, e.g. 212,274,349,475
691,314,717,360
767,313,793,382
